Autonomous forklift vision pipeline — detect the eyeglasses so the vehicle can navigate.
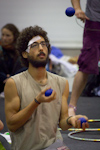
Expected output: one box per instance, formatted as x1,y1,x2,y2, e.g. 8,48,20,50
29,41,48,50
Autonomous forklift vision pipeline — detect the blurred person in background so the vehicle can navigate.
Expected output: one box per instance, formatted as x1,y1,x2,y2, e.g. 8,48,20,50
0,23,26,94
68,0,100,116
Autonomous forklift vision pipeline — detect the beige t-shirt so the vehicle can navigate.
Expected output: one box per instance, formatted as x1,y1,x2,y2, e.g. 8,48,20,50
10,70,67,150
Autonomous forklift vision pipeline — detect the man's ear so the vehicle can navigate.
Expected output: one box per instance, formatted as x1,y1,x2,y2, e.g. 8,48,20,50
22,51,28,58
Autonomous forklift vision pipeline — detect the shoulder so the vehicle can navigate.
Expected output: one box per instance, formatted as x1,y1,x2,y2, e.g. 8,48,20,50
11,70,28,92
47,71,67,83
11,70,28,81
4,78,16,96
5,78,15,87
4,71,28,99
4,71,27,90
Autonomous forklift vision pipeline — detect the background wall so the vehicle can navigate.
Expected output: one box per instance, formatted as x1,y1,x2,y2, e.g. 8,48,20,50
0,0,87,49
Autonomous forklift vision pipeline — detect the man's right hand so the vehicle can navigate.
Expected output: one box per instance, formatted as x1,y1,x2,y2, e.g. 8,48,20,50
75,9,89,22
35,87,56,103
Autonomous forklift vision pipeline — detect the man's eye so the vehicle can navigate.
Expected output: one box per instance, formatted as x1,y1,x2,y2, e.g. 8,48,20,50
42,43,46,46
31,44,37,48
41,42,46,46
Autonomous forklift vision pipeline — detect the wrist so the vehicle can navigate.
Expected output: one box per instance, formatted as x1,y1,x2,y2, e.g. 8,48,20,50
69,104,77,112
66,116,73,126
34,98,40,104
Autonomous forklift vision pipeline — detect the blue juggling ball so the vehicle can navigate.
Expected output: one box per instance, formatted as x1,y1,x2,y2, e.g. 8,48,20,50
45,89,53,96
65,7,75,17
79,117,87,127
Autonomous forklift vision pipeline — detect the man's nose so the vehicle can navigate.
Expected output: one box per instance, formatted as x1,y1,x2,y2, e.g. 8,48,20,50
39,43,43,50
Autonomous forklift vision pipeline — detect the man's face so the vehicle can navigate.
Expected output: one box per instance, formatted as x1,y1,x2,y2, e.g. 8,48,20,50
27,36,49,68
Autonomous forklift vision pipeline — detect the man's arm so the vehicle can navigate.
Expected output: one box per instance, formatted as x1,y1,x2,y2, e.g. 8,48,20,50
71,0,89,22
59,80,89,131
59,80,71,130
4,78,39,132
4,78,57,132
71,0,81,10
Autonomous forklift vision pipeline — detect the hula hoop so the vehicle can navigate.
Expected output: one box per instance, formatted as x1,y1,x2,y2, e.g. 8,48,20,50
68,128,100,131
88,119,100,122
68,119,100,142
68,130,100,142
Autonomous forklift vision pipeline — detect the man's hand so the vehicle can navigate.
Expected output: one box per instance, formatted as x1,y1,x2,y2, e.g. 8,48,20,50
75,9,89,22
69,115,89,131
35,87,56,103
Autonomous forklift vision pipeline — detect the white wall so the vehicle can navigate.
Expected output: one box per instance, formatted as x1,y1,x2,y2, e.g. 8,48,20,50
0,0,87,48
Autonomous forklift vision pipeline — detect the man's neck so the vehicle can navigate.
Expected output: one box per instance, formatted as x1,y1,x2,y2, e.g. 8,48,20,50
28,65,47,84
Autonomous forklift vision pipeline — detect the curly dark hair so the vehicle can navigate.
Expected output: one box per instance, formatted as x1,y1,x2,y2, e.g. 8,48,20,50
16,25,51,67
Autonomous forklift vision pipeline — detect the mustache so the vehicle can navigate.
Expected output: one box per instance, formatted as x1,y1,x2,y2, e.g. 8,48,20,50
37,51,45,56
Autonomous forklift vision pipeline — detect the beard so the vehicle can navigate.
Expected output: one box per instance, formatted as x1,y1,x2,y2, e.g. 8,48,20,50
27,52,49,68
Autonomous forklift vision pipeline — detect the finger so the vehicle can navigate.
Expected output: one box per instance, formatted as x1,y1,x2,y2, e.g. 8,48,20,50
43,90,56,103
41,87,51,94
77,119,81,128
86,122,89,128
74,119,78,128
82,16,90,22
82,123,86,131
85,16,90,20
46,90,56,100
81,19,85,22
82,116,88,121
52,90,56,98
76,115,88,121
